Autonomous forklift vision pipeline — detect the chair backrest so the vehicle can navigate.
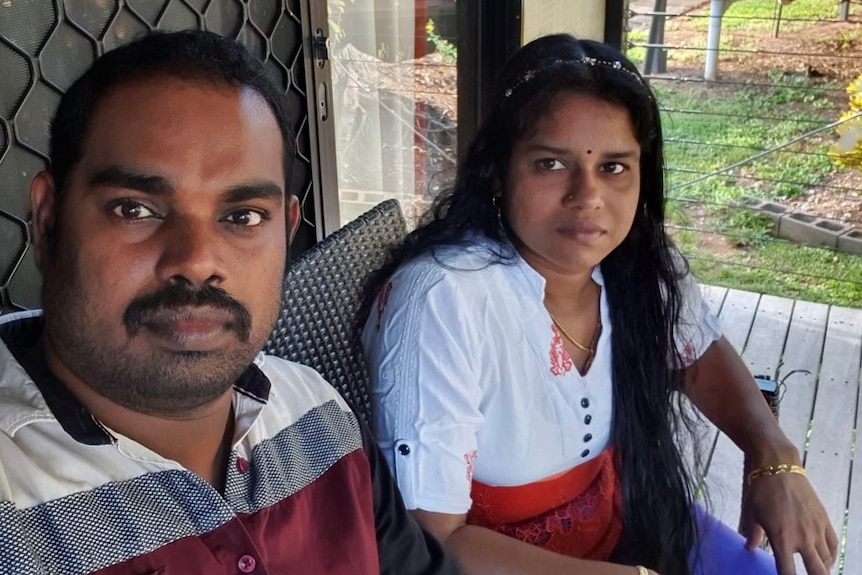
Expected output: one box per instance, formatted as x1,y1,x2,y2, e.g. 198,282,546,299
264,199,407,424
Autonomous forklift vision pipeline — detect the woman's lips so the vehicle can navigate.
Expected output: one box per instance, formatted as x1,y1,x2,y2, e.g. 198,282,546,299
557,221,605,240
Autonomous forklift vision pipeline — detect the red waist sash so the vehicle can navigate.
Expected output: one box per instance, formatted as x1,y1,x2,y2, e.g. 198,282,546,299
466,448,622,560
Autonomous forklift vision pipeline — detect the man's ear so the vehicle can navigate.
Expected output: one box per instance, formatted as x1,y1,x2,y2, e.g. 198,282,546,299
29,170,57,273
287,195,300,243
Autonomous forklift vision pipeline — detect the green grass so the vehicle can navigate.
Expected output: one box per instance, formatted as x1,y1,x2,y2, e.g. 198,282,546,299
639,69,862,307
641,0,848,69
683,243,862,308
685,0,840,34
657,81,836,202
626,29,648,66
625,0,862,307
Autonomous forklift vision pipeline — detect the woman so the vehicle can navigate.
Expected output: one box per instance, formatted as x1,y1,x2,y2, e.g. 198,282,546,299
361,34,835,575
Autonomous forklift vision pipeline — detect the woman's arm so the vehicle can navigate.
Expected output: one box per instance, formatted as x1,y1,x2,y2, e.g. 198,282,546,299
682,337,798,465
413,509,657,575
683,338,837,575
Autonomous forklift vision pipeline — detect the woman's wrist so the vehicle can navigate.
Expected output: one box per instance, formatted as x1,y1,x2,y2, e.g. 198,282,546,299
746,436,801,469
747,463,806,484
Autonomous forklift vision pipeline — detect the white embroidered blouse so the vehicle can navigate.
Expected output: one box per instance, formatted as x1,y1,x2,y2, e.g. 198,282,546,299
361,236,721,515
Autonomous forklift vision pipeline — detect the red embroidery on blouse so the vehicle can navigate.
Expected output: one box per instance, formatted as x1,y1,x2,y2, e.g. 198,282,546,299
376,280,394,330
681,341,696,366
464,450,478,482
549,324,573,376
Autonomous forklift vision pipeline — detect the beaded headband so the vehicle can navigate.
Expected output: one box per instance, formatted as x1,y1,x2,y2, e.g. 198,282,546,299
503,56,643,98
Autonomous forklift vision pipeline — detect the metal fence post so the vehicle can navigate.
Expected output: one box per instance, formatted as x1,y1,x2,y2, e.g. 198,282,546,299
839,0,850,21
644,0,668,75
704,0,726,81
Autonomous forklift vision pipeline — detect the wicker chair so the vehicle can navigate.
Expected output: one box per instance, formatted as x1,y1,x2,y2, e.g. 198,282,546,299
264,199,407,424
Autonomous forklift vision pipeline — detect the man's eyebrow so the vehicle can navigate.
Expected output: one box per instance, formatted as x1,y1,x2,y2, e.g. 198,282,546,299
89,166,173,196
221,182,284,205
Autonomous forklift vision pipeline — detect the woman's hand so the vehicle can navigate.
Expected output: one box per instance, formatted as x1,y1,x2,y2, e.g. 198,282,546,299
740,472,837,575
685,338,838,574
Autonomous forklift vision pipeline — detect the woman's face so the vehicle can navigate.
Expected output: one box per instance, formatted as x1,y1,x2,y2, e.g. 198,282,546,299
502,93,641,278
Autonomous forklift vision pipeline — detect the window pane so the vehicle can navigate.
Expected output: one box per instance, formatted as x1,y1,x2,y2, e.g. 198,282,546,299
328,0,458,227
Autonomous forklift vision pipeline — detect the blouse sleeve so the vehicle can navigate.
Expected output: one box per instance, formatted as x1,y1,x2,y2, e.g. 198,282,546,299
362,264,485,515
673,270,722,367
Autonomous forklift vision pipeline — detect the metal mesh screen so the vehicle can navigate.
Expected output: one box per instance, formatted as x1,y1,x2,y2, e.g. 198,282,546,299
0,0,316,313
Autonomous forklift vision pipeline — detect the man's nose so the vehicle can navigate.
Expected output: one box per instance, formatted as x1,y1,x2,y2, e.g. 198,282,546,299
155,216,226,286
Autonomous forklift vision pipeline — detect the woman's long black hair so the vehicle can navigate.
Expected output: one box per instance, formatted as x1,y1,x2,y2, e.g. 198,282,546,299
365,34,703,575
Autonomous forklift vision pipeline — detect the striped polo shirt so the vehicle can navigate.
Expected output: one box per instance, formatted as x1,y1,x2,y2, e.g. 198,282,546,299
0,315,457,575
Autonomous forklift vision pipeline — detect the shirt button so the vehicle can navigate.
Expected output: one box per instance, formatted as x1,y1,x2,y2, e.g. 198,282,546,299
398,444,410,456
583,433,593,442
584,414,592,425
581,449,590,458
236,457,250,474
580,398,590,408
237,555,256,572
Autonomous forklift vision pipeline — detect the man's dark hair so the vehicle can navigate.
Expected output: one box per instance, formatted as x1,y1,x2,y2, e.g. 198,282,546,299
49,29,295,197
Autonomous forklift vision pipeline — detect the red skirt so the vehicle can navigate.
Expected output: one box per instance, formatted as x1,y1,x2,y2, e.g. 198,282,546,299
466,448,622,560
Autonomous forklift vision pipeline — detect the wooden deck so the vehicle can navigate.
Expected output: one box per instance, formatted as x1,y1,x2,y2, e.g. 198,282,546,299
699,285,862,574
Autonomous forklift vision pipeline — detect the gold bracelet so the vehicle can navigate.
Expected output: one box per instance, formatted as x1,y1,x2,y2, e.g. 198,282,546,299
747,463,806,485
635,566,649,575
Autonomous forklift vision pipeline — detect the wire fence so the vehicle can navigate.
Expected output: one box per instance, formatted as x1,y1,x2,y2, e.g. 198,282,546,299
626,0,862,306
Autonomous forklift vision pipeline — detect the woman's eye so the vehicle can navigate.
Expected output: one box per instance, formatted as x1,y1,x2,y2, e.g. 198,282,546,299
111,201,156,220
538,158,566,171
225,209,266,227
602,162,626,175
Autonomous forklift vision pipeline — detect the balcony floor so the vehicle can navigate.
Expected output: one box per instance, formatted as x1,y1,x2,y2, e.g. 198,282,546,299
700,285,862,573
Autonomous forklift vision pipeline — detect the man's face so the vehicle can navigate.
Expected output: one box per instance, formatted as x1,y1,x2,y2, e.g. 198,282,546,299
31,76,297,416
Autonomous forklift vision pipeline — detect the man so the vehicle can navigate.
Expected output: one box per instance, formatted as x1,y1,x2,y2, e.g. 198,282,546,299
0,30,459,574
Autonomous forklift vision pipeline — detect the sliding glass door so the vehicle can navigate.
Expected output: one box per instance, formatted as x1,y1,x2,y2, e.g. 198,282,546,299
326,0,458,226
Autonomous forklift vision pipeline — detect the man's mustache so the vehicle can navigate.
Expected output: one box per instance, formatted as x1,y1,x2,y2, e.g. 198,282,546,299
124,283,252,342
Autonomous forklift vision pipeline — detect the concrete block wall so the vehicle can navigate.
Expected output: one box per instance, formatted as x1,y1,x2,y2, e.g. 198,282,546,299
735,195,860,254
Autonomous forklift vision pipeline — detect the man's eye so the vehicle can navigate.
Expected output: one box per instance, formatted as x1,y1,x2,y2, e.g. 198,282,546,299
225,209,266,227
111,201,156,219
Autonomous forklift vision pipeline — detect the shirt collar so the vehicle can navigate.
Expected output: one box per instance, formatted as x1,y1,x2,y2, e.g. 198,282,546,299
504,239,606,310
0,314,272,445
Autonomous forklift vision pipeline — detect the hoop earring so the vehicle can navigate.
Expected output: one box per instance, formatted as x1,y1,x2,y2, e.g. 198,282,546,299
492,195,503,229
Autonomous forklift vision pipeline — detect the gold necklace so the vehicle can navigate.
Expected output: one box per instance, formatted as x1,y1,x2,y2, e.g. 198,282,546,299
549,314,601,357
